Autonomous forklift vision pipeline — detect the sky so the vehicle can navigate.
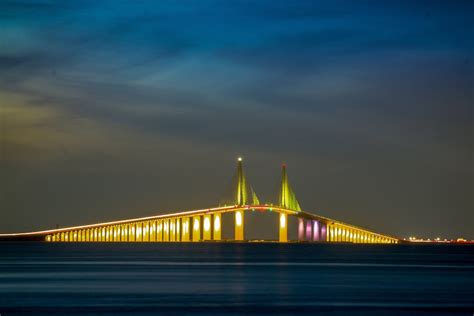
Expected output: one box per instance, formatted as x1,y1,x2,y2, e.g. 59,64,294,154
0,0,473,239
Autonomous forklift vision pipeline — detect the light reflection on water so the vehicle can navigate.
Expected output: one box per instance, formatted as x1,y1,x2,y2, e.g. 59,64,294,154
0,242,473,315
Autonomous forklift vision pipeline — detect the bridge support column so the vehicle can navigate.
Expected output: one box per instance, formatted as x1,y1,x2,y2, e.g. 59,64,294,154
170,219,176,242
235,210,244,241
136,223,142,242
123,225,128,242
203,215,212,241
279,213,288,242
181,217,190,242
306,220,313,241
116,226,121,242
157,220,163,242
298,218,305,241
143,222,149,242
176,218,181,242
313,221,320,241
192,216,201,242
321,223,327,242
164,220,169,242
132,224,136,242
213,213,221,241
150,221,156,242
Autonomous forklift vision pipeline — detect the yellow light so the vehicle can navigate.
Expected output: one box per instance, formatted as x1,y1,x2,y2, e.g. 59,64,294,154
204,217,210,232
236,211,242,226
280,214,286,228
194,219,199,231
238,157,242,161
214,216,221,231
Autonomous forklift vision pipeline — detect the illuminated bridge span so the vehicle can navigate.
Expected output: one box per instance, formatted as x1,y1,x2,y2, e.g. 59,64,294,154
0,159,399,244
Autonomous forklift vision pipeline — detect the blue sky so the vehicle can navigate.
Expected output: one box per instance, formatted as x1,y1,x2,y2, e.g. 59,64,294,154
1,0,473,238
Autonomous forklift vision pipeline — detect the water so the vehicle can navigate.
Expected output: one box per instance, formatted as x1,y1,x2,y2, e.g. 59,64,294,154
0,242,473,315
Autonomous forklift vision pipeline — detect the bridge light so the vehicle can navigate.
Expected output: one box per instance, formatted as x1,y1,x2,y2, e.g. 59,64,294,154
238,157,242,162
204,217,211,232
214,216,221,231
236,211,242,226
280,214,286,228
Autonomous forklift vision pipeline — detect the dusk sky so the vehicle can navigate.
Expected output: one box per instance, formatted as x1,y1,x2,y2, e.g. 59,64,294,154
1,1,472,239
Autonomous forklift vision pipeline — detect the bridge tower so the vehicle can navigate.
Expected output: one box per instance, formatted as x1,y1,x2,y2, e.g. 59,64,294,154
279,164,301,211
235,157,245,241
234,157,260,241
236,157,246,205
279,164,301,242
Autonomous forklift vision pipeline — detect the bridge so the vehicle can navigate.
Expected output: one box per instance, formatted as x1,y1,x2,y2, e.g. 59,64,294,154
0,158,399,243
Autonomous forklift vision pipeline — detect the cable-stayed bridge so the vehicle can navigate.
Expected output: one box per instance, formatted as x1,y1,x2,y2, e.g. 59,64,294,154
0,158,399,243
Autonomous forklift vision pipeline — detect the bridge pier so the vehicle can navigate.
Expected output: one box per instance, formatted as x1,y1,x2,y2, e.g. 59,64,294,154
235,210,244,241
203,215,212,241
182,217,190,242
213,213,221,241
279,213,287,242
313,221,320,241
143,222,149,242
164,220,170,241
306,220,312,241
321,223,327,241
157,221,163,241
192,216,201,242
170,219,176,241
298,218,305,241
150,221,156,242
176,218,181,242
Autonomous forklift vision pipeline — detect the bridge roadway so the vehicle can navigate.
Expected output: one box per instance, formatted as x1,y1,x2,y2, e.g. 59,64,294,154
0,205,399,243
